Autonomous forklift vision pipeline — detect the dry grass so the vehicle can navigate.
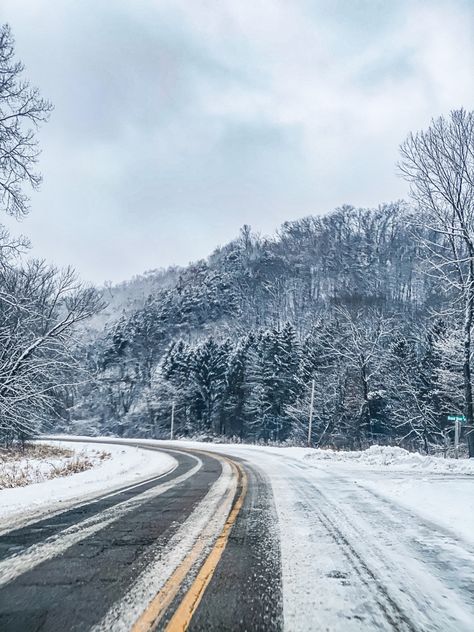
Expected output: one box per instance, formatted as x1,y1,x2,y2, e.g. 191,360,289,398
47,450,110,480
0,444,111,489
0,443,74,462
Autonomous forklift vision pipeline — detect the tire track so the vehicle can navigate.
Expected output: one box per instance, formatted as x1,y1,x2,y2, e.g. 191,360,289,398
287,465,473,631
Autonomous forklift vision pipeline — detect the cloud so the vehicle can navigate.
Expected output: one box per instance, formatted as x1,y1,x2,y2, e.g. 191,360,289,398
2,0,473,282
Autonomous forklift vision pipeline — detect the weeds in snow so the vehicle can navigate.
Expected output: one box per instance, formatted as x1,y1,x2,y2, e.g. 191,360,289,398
0,445,111,489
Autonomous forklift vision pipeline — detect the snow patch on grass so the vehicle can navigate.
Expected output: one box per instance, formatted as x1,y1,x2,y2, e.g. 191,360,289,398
0,441,176,527
0,444,110,489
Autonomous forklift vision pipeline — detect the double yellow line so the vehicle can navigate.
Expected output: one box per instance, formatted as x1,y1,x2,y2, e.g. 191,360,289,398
132,455,248,632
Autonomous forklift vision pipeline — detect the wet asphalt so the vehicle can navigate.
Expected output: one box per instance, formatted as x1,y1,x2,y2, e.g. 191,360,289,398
0,442,283,632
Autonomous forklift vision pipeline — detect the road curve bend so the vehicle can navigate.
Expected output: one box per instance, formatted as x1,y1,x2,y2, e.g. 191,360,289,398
0,440,283,632
4,439,472,631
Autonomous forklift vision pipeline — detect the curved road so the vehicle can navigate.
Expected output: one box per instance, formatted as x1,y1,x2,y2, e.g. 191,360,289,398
1,439,474,631
0,441,282,632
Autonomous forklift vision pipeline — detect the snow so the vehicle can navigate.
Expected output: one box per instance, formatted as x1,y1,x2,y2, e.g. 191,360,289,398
0,440,176,528
3,435,474,630
285,445,474,545
301,444,474,474
358,474,474,546
60,437,474,474
160,440,474,474
0,451,199,589
112,437,474,629
42,438,474,541
168,440,474,631
61,437,474,546
0,444,107,488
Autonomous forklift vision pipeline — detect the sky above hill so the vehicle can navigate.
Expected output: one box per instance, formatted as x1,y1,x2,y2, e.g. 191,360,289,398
2,0,474,284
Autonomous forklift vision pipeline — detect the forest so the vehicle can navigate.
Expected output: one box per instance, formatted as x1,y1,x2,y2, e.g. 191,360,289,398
1,23,474,455
67,197,473,455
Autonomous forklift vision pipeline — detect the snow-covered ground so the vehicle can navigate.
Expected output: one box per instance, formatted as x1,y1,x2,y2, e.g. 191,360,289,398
0,443,109,489
53,436,474,546
0,441,176,528
4,435,474,630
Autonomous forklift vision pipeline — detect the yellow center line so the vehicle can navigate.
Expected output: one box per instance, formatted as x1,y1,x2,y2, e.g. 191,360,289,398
164,461,248,632
131,453,248,632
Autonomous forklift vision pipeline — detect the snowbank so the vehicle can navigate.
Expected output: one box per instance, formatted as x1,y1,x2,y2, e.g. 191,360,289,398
58,436,474,475
0,440,176,526
302,444,474,474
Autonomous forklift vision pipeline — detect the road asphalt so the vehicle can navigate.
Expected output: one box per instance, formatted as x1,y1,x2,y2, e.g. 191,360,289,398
2,439,474,631
0,442,283,632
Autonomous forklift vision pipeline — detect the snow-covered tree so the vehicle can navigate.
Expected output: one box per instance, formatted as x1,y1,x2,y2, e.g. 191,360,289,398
399,109,474,455
0,24,52,217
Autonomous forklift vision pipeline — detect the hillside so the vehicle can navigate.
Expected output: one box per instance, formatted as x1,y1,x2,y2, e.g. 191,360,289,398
85,266,182,331
58,201,463,454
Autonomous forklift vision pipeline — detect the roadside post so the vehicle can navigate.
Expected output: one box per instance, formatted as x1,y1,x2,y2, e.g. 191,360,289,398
308,379,315,447
455,419,460,459
442,429,448,458
170,400,175,440
448,414,466,458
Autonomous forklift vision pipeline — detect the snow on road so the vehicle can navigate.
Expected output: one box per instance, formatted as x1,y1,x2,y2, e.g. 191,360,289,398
265,453,474,631
23,436,474,631
276,445,474,548
0,441,176,528
165,440,474,631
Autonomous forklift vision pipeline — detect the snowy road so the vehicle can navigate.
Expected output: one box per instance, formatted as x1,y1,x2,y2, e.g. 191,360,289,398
1,439,474,631
220,445,474,631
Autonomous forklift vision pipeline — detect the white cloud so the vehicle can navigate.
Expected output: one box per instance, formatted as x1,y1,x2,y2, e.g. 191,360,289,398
2,0,473,282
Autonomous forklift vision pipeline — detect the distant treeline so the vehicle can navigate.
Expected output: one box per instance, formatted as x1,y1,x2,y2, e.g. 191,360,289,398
65,202,464,453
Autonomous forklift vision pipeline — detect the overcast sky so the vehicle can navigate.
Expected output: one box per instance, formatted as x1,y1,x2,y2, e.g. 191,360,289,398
2,0,474,284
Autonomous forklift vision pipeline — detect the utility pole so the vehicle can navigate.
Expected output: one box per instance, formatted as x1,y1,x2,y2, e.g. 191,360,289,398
170,401,175,441
454,418,460,459
308,379,315,447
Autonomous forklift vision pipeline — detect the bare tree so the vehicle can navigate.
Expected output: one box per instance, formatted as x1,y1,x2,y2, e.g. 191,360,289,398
0,24,52,217
387,330,444,454
0,237,103,444
0,24,106,444
399,109,474,456
323,308,393,446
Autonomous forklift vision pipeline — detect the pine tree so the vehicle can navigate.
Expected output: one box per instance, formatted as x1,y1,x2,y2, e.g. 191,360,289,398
189,337,228,432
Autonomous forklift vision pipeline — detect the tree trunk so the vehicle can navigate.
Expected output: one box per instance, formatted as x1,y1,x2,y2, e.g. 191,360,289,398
463,269,474,457
423,422,429,454
360,357,371,440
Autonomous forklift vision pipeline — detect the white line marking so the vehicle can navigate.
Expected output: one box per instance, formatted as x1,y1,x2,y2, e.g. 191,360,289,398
0,446,178,536
0,454,202,587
